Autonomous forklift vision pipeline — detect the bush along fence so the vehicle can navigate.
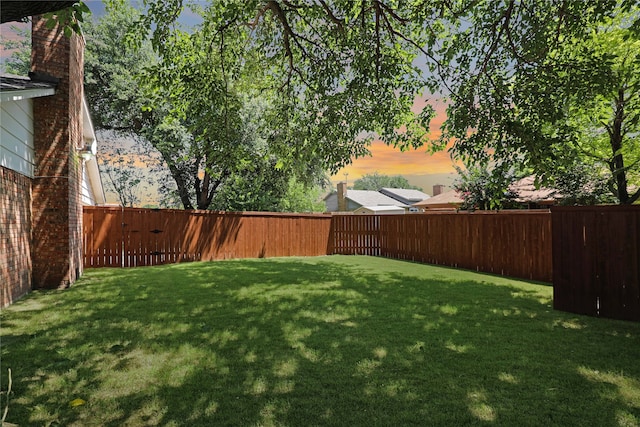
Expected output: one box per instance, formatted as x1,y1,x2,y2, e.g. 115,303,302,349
83,206,640,321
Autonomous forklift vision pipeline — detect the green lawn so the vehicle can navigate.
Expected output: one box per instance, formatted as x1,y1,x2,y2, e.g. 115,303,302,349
1,255,639,426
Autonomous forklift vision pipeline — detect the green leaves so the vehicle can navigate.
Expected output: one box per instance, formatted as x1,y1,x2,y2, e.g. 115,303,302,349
134,1,433,174
453,164,518,211
353,172,423,191
42,1,91,37
439,0,640,204
90,1,640,207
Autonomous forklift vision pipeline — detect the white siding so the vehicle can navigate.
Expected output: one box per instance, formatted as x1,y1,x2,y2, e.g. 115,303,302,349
81,156,105,206
81,164,95,205
0,99,34,177
354,206,405,215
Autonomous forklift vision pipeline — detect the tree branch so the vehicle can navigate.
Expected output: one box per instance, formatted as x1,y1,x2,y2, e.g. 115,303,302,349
374,1,381,81
478,0,515,77
317,0,344,32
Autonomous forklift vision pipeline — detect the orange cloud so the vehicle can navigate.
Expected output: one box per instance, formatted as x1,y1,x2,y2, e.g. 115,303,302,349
332,95,458,182
333,139,460,182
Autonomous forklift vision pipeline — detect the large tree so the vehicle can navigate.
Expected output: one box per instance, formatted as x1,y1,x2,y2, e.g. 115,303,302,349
83,4,178,206
84,2,327,210
128,0,436,174
560,14,640,204
132,1,640,205
432,1,640,204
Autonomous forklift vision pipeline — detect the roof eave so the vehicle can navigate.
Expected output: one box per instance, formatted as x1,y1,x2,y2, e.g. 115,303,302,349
0,86,56,102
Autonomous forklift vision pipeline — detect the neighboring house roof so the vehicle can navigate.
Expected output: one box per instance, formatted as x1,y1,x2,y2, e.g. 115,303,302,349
380,187,431,205
411,176,560,210
346,190,406,208
325,184,431,212
508,176,560,204
413,190,463,208
354,205,405,214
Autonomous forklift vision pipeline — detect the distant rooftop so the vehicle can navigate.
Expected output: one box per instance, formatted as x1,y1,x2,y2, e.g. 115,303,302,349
508,176,560,204
380,187,430,203
346,190,405,207
413,190,463,207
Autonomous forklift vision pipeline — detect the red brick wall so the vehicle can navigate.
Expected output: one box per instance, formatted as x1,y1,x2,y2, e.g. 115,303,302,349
0,167,32,307
31,16,84,289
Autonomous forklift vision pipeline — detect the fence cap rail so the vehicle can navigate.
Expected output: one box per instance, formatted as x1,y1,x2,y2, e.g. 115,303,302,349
84,206,332,218
332,209,551,216
551,205,640,213
424,209,551,215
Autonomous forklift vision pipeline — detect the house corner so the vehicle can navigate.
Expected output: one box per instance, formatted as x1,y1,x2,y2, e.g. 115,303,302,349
30,15,85,289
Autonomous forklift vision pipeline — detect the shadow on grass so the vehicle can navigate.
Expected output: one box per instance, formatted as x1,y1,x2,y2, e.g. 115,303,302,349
1,255,639,426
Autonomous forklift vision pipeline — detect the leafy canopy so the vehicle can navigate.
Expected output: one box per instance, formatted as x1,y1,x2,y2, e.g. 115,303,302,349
434,1,640,204
129,0,640,206
453,164,518,211
352,172,422,191
126,0,438,174
85,2,328,210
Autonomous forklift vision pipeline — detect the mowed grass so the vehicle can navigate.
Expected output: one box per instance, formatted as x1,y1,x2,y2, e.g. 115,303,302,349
1,255,639,426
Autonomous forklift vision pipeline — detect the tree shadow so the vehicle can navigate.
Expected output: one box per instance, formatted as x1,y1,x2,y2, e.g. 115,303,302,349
1,256,639,426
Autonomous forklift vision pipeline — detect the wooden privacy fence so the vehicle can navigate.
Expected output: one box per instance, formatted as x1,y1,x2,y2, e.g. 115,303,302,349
552,206,640,321
85,207,552,282
83,207,332,267
84,206,640,321
331,211,553,282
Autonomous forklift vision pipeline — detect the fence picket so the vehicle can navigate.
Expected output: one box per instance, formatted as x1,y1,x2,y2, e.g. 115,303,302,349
552,206,640,321
84,208,553,281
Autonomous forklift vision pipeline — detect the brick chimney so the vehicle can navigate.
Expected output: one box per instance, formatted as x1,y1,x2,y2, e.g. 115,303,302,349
337,182,347,211
433,184,445,196
30,15,85,289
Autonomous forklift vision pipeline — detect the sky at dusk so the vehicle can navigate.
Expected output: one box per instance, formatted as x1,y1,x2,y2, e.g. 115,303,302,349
332,138,457,182
330,95,459,186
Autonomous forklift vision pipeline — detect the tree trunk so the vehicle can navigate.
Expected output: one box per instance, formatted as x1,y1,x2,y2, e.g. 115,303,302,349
161,153,194,210
195,169,229,210
610,88,630,204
